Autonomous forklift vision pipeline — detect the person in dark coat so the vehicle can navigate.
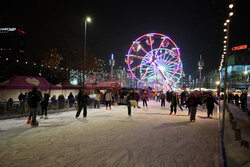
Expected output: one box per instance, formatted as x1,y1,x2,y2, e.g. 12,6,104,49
18,92,26,116
40,93,50,119
119,90,124,103
234,94,240,106
134,91,140,108
7,98,14,111
185,92,202,122
160,91,166,107
166,91,171,102
77,89,83,107
203,94,219,118
68,92,74,108
18,93,25,101
180,91,186,106
26,87,42,126
58,94,65,109
76,91,90,118
170,92,179,115
240,92,247,111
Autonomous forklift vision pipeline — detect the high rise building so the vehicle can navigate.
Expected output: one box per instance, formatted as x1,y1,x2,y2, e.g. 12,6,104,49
0,27,26,81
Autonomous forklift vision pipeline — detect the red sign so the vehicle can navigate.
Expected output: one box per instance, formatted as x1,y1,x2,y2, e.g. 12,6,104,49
232,45,247,51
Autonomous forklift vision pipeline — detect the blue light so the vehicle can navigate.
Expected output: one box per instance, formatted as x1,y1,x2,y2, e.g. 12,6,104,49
111,54,114,60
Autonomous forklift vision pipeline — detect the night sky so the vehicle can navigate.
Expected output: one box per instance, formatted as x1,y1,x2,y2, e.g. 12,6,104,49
1,0,249,78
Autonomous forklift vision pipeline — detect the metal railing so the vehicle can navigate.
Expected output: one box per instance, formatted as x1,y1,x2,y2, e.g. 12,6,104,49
0,98,98,117
218,99,250,167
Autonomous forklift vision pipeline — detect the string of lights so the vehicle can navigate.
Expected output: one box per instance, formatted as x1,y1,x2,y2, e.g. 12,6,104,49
0,55,105,74
218,2,234,72
220,1,234,136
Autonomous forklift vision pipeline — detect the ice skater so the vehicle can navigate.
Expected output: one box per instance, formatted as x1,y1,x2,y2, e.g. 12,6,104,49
105,90,113,110
203,93,219,118
76,91,90,118
185,92,202,122
160,91,166,107
170,92,179,115
142,91,148,107
26,87,42,126
40,93,50,119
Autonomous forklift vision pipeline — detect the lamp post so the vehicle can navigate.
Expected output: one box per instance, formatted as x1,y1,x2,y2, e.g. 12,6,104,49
83,16,92,90
222,3,233,135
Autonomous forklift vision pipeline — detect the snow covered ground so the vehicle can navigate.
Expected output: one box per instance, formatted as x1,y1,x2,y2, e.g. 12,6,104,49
0,101,222,167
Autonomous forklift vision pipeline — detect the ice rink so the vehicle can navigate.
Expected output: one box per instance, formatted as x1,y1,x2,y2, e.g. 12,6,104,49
0,101,222,167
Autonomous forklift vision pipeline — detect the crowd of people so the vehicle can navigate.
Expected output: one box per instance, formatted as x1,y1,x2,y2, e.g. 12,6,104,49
5,86,248,127
228,92,248,112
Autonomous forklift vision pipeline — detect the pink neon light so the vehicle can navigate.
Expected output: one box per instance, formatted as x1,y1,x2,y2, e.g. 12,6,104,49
17,29,26,34
126,32,182,86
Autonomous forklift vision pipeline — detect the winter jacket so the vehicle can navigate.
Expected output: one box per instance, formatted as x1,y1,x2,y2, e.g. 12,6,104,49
105,92,112,101
28,90,42,108
77,91,83,104
68,94,74,100
203,96,219,109
160,94,166,100
170,95,179,106
185,97,202,107
127,92,135,101
134,93,140,101
80,94,90,105
95,93,101,101
41,94,50,107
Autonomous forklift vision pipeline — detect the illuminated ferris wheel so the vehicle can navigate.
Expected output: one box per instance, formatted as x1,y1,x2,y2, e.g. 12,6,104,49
125,33,183,90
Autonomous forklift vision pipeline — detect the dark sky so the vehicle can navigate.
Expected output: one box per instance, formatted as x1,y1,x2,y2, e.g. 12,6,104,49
1,0,249,78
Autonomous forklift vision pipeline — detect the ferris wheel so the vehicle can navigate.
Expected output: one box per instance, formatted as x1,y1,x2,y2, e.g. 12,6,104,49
125,33,183,90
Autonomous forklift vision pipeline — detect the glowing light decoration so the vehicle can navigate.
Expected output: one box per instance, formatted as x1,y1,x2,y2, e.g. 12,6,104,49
126,33,183,90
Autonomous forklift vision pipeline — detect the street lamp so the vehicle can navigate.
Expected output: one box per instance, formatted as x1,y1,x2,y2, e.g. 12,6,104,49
222,2,233,136
83,16,92,90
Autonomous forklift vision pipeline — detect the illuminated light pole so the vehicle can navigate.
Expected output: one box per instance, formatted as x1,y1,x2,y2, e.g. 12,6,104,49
216,80,220,96
222,3,233,135
109,53,115,78
83,16,91,90
198,54,204,92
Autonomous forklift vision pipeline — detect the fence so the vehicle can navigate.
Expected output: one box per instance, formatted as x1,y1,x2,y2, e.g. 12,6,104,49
218,100,250,167
0,98,97,117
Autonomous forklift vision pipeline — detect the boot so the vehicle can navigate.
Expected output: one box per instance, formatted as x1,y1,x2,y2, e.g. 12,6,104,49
45,116,48,119
109,107,111,110
40,116,44,119
106,107,108,110
31,121,39,126
26,119,31,124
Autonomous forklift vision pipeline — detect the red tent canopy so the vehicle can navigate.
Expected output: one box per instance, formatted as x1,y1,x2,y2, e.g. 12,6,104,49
0,75,61,90
96,80,122,89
